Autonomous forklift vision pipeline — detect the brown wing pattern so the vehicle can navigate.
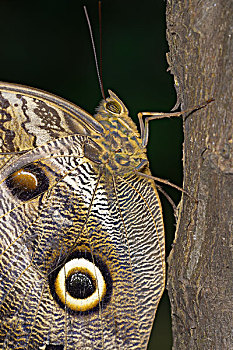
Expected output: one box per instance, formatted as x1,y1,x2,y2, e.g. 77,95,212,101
0,82,103,169
0,83,165,349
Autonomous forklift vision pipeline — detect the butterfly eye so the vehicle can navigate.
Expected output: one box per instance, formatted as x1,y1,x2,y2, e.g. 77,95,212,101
54,258,107,312
106,101,121,114
5,163,49,201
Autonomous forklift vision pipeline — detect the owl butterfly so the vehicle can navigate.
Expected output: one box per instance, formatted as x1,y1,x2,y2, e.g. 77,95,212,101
0,82,166,350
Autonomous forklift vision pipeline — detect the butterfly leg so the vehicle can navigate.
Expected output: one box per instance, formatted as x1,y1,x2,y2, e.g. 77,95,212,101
138,98,214,147
138,111,186,147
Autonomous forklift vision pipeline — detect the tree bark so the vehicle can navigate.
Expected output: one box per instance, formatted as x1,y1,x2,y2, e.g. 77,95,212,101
166,1,233,349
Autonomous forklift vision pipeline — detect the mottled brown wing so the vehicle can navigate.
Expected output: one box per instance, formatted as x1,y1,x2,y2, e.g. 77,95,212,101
0,82,104,169
0,83,165,349
0,146,165,349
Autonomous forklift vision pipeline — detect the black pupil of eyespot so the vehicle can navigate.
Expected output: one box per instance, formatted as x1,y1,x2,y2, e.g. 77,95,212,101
106,102,121,114
66,272,95,299
5,163,49,201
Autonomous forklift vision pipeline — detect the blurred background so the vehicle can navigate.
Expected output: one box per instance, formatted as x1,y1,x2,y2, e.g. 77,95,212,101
0,0,182,348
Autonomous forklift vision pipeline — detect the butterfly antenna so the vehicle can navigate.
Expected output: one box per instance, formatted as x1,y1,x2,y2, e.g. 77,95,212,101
84,6,105,99
98,1,103,90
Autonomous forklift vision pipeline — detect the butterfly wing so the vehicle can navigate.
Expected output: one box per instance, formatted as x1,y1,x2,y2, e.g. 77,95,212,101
104,171,165,349
0,83,165,349
0,82,104,168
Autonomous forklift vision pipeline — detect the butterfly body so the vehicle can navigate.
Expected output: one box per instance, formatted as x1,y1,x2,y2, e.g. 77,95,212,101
0,82,165,349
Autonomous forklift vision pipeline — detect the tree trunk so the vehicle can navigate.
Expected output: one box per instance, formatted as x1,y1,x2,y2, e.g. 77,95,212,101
166,1,233,349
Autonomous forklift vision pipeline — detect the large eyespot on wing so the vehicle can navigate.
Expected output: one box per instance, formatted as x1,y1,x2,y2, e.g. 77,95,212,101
49,251,112,313
5,163,49,201
55,258,106,312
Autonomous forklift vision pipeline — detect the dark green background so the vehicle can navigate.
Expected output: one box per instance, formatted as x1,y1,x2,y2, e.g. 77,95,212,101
0,0,183,348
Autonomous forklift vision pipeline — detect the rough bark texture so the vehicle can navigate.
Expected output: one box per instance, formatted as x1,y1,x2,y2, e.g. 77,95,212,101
166,1,233,349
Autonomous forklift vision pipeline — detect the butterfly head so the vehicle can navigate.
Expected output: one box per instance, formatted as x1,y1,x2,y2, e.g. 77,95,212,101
105,90,128,114
95,90,138,135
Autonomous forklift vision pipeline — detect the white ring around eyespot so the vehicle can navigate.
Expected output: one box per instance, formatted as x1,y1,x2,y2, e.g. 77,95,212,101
54,258,106,312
